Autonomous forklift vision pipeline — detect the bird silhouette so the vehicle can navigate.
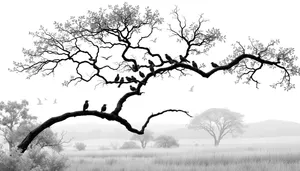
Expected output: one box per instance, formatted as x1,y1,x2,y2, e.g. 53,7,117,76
125,76,132,82
139,71,145,78
101,104,107,112
37,98,42,105
101,55,112,60
118,77,124,88
114,74,120,82
211,62,219,68
131,76,137,83
132,64,139,72
53,99,57,104
192,61,198,69
130,85,136,91
189,86,194,92
165,54,173,63
179,55,190,63
148,60,154,66
83,100,89,111
150,66,155,76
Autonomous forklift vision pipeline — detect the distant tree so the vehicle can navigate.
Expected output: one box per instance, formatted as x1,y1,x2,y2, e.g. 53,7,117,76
11,2,300,153
0,100,67,152
0,100,36,151
130,130,154,149
188,108,245,146
154,135,179,148
119,141,140,149
74,142,86,151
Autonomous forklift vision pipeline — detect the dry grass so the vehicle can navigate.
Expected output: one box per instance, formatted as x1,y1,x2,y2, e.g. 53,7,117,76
64,139,300,171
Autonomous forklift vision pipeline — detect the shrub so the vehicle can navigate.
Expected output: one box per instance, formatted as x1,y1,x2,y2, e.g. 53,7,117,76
154,135,179,148
74,142,86,151
0,146,68,171
119,141,140,149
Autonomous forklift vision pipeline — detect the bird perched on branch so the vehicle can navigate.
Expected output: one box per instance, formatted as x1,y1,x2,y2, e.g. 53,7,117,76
211,62,219,68
192,61,198,69
150,66,155,76
130,85,137,91
114,74,120,82
101,104,107,112
132,64,139,72
148,60,154,66
179,55,190,63
131,76,138,83
139,71,145,78
165,54,174,63
118,77,124,88
83,100,89,111
125,76,132,82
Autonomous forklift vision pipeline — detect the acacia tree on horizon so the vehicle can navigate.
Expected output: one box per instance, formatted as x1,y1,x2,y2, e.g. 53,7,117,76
11,3,299,153
188,108,245,146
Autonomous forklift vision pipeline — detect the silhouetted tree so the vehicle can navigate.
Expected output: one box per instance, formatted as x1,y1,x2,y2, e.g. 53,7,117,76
130,130,154,149
11,3,300,153
188,108,244,146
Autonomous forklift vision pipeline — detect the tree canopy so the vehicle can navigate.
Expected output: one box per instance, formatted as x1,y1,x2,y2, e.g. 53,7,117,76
11,3,299,153
188,108,244,146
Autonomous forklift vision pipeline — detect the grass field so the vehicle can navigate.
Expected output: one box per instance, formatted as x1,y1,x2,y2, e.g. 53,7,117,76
63,137,300,171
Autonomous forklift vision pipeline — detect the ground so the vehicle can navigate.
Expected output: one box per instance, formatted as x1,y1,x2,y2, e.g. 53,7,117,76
62,136,300,171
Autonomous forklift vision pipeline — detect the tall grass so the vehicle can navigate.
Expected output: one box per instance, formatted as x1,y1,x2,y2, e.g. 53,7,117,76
65,143,300,171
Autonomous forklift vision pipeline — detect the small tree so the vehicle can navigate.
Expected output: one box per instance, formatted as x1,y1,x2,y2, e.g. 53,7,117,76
119,141,140,149
74,142,86,151
130,130,154,149
188,108,244,146
0,100,36,151
0,100,66,152
154,135,179,148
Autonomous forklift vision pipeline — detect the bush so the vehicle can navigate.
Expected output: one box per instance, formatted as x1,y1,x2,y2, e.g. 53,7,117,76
119,141,140,149
74,142,86,151
154,135,179,148
0,146,68,171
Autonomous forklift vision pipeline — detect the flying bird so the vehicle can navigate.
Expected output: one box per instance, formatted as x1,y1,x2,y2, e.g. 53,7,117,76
139,71,145,78
101,55,112,60
114,74,120,82
53,99,57,104
130,85,136,91
179,55,190,63
192,61,198,69
211,62,219,68
189,86,194,92
118,77,124,88
83,100,89,111
101,104,107,112
37,98,42,105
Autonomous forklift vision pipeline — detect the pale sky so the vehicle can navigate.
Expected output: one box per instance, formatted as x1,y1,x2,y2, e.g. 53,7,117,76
0,0,299,126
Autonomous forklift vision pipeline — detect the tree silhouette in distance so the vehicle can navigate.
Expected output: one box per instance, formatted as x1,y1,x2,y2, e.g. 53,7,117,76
188,108,244,146
11,3,299,153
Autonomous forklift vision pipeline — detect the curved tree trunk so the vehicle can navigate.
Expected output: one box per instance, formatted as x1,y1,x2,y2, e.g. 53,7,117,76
17,109,189,153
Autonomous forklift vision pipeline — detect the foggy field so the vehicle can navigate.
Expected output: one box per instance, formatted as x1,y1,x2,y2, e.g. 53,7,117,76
64,137,300,171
